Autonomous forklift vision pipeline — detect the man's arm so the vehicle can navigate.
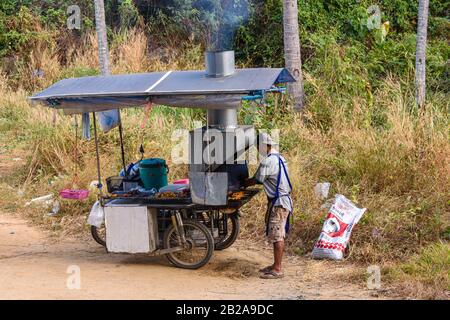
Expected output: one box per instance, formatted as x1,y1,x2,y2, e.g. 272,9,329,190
243,158,271,188
243,177,258,188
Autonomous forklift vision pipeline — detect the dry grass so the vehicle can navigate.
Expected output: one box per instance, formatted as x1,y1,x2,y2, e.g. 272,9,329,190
385,242,450,299
5,29,204,93
239,78,449,264
0,28,448,298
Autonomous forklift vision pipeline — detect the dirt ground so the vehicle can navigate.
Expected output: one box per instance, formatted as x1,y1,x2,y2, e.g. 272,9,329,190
0,212,387,300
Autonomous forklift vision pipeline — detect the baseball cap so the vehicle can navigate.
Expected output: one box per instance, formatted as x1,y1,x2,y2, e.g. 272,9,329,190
258,132,278,146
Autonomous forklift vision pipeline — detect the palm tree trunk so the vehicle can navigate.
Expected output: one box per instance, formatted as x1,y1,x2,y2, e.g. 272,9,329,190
94,0,110,76
94,0,125,173
283,0,304,111
83,0,111,139
415,0,429,108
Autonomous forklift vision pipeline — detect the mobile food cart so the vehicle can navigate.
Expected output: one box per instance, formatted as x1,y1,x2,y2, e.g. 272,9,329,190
30,50,295,269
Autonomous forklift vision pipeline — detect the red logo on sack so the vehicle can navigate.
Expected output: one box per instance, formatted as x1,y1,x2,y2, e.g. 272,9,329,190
322,213,348,238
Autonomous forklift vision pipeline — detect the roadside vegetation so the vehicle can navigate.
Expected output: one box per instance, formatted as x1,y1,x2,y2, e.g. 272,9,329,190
0,1,448,299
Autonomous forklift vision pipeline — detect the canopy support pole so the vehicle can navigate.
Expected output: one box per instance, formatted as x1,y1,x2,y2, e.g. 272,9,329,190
118,111,127,176
92,112,103,196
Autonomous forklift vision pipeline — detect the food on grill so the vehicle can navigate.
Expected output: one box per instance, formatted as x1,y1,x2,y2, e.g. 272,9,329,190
229,191,245,200
155,188,190,199
110,193,132,198
156,191,178,199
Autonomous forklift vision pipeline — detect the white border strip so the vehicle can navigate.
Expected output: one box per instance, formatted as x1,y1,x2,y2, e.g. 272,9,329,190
145,70,172,92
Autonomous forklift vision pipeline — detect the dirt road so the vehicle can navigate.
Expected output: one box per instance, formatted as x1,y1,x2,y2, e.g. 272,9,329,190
0,211,382,300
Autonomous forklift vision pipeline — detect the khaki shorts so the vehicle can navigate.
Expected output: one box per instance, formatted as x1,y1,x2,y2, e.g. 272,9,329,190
267,206,289,243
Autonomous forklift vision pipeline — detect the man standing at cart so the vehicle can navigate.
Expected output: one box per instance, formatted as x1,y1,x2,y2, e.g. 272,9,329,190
244,132,293,279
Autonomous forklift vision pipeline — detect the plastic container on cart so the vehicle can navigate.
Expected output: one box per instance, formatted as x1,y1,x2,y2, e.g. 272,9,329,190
106,176,142,193
139,158,168,190
173,178,189,185
106,176,123,193
158,183,189,193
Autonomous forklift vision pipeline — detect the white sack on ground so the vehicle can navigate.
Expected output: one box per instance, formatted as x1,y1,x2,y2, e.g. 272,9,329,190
312,194,366,260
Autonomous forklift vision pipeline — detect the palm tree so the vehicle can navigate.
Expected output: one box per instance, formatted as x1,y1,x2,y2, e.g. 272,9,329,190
94,0,110,75
82,0,112,139
415,0,429,108
283,0,304,111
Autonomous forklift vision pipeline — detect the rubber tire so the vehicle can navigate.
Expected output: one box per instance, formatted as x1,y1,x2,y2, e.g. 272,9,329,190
91,225,106,247
215,214,240,251
164,220,214,269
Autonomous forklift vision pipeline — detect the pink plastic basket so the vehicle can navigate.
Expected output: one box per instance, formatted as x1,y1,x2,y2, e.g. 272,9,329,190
59,189,89,200
173,179,189,185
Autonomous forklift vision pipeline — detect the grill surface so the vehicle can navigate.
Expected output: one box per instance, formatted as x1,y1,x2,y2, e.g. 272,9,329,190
104,188,261,210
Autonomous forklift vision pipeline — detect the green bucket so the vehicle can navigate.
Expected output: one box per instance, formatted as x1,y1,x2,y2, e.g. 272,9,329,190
139,158,168,190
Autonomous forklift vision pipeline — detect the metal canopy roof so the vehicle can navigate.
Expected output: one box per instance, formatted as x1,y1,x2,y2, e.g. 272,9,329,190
30,68,295,113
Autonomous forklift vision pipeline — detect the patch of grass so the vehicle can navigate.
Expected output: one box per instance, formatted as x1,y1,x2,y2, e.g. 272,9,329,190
386,243,450,299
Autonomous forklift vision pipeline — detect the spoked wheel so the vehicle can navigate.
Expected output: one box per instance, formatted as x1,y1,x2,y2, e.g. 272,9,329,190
91,225,106,247
164,220,214,269
215,213,240,251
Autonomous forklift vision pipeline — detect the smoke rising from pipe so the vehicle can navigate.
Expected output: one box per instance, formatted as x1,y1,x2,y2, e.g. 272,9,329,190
173,0,250,51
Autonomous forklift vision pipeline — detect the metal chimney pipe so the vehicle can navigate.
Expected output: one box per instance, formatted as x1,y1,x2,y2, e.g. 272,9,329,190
207,109,237,128
205,50,235,77
205,50,237,128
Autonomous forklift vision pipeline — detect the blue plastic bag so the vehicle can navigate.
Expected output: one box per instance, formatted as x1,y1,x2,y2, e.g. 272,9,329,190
99,110,120,132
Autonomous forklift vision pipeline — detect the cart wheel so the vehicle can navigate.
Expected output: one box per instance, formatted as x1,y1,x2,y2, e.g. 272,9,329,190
215,213,240,251
91,225,106,247
164,220,214,269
